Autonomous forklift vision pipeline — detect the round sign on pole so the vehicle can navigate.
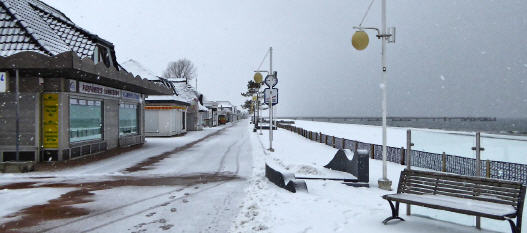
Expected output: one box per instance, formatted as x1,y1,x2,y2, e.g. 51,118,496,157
254,72,263,83
352,30,369,51
264,75,278,87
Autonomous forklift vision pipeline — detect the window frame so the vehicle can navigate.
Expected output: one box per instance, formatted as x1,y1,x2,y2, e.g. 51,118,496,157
69,96,104,144
119,102,139,137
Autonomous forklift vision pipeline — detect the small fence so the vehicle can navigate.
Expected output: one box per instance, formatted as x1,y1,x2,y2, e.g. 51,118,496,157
277,123,527,185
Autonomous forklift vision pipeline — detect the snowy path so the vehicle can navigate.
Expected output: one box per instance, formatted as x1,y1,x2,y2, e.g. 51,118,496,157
232,125,512,233
0,121,253,233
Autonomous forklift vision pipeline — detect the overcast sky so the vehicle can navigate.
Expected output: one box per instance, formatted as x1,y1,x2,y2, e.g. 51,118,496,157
43,0,527,118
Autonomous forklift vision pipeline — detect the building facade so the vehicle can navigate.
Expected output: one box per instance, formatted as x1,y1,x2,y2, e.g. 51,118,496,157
0,0,171,162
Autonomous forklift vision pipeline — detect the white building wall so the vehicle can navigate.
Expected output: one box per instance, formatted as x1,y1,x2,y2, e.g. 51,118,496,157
145,109,186,137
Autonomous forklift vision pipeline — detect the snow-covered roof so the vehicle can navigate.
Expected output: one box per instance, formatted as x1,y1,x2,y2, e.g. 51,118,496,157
198,102,208,112
203,101,217,108
172,81,198,103
145,94,190,105
217,101,233,108
121,59,160,81
0,0,112,58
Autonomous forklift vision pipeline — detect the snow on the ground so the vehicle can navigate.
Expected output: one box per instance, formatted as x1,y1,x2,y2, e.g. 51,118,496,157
291,120,527,164
0,188,75,224
0,125,228,181
0,124,234,230
231,125,514,233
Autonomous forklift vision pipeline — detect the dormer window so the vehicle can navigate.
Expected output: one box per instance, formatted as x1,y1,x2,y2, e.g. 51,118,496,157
93,44,113,68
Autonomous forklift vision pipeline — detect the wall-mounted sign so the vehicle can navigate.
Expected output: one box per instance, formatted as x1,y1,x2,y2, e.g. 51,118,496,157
122,91,140,100
79,81,120,97
43,93,59,148
0,72,7,93
68,80,77,92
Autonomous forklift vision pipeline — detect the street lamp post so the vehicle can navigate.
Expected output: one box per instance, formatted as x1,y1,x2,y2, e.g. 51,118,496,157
253,72,263,134
352,0,395,190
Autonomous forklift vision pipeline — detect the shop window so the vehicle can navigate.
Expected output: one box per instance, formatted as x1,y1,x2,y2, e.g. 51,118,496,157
120,103,138,136
70,98,102,143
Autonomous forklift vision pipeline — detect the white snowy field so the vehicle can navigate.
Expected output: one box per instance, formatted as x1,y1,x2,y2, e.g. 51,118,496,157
290,120,527,164
232,125,519,233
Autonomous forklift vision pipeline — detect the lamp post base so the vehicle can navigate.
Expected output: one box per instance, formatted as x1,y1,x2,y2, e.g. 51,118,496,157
268,148,274,152
378,178,392,191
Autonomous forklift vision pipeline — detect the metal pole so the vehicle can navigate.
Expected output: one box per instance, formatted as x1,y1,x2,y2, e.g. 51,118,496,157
269,47,274,152
378,0,392,190
253,96,256,127
15,69,20,161
475,132,481,229
258,91,262,135
406,129,412,215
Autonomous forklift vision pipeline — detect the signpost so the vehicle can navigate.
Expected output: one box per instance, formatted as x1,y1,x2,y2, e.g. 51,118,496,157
254,47,278,152
266,48,276,152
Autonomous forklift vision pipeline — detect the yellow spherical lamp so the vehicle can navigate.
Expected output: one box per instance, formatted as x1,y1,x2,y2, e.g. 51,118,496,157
352,30,369,51
253,72,263,83
252,95,257,101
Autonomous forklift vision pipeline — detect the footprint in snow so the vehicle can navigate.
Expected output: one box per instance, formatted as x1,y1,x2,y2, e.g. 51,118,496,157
145,212,156,217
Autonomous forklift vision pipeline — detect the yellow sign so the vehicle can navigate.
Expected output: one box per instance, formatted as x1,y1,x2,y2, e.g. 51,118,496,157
253,72,263,83
352,30,369,51
43,93,59,148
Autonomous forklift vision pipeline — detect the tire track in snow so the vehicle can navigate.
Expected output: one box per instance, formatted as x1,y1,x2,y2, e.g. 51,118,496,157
40,122,250,233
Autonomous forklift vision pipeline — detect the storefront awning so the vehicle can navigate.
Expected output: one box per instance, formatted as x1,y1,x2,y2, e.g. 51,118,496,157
0,51,172,95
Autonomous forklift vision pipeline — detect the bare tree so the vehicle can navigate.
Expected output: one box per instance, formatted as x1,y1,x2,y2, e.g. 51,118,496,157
163,59,197,83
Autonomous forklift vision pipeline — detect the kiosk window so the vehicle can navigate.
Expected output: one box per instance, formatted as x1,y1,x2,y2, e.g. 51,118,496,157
119,103,138,136
69,98,102,143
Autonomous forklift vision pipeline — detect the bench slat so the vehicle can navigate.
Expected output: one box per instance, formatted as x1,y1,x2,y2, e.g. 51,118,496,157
406,169,522,189
404,179,519,204
406,175,521,195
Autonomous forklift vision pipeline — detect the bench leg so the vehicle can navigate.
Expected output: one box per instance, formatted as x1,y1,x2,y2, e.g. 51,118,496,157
383,200,405,224
507,219,520,233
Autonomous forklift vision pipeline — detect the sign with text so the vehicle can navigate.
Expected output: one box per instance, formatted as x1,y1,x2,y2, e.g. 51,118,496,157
43,93,59,148
79,81,120,97
264,88,278,105
122,91,140,100
0,72,7,93
68,79,77,92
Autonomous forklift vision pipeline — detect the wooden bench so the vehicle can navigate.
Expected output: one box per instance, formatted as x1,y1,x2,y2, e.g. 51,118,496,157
382,169,526,233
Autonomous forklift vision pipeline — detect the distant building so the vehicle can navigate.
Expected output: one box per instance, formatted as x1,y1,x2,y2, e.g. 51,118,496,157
121,60,189,136
203,101,219,127
216,101,239,124
0,0,172,162
121,60,209,135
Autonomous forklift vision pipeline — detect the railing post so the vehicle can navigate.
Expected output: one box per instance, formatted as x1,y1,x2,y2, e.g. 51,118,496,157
370,144,375,159
442,152,447,172
342,138,346,150
332,136,336,148
472,132,484,230
400,147,405,165
486,160,491,178
406,129,413,216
